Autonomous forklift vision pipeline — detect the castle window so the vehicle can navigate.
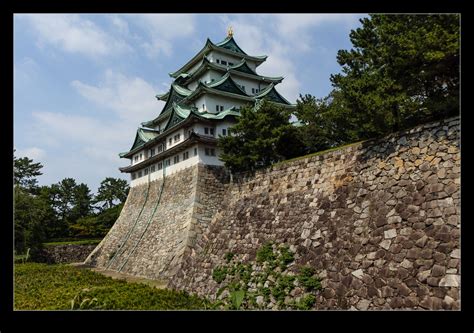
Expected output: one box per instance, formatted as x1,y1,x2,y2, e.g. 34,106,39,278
168,138,172,146
183,151,189,160
151,165,155,173
138,171,142,178
205,148,209,156
157,144,163,153
252,88,255,94
150,148,155,157
216,59,220,64
210,128,214,136
165,159,170,166
221,60,227,66
157,162,163,170
144,168,148,175
204,127,209,134
194,148,198,156
140,153,143,160
174,155,180,164
229,62,234,66
222,128,227,136
210,148,216,156
131,173,136,180
220,105,224,111
174,134,180,142
216,105,219,112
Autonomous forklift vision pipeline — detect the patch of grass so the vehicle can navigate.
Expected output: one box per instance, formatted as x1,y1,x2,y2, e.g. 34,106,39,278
43,239,102,247
14,263,210,310
274,140,367,167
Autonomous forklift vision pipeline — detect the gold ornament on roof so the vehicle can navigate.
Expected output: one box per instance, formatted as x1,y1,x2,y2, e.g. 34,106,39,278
227,26,233,38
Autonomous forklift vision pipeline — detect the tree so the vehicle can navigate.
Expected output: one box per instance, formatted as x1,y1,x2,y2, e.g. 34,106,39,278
70,203,124,238
330,14,459,139
14,151,43,193
218,100,305,173
71,183,93,221
94,177,129,210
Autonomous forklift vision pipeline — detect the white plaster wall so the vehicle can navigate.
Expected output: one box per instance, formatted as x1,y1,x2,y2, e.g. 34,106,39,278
208,51,241,66
215,121,235,137
198,144,224,166
232,77,268,95
198,95,248,114
130,144,209,187
166,128,185,150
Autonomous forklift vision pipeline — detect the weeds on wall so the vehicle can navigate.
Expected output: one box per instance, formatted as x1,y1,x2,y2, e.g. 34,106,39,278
211,243,322,310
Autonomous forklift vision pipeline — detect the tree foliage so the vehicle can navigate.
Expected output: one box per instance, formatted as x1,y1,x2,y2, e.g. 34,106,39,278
14,152,43,193
218,100,305,173
95,177,129,210
329,14,459,139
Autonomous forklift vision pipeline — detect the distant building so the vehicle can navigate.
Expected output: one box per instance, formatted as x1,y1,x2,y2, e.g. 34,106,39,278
119,29,295,186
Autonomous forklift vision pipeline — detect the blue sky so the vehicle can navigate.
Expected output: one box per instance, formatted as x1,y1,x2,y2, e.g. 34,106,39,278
14,14,367,194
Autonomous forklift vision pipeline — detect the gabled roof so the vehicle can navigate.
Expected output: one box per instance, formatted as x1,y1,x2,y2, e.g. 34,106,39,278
143,84,193,128
184,73,249,102
169,37,267,79
254,83,292,105
120,105,241,158
215,36,247,55
155,84,191,101
120,127,160,157
176,57,283,87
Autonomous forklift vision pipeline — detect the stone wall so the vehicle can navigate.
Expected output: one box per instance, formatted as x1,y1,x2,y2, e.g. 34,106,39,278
38,244,98,264
170,116,460,310
84,164,228,281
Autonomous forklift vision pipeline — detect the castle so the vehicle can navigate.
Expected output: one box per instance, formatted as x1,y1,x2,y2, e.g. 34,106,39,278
84,31,460,310
119,28,294,187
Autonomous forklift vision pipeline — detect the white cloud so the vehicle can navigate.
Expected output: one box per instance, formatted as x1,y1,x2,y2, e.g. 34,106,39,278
14,57,40,88
71,70,163,124
18,14,132,58
128,14,196,58
15,146,46,161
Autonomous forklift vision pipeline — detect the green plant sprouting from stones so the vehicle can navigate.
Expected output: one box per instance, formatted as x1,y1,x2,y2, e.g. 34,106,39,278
211,242,322,310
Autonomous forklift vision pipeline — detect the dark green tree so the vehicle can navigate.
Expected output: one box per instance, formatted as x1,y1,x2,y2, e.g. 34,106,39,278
14,151,43,193
330,14,459,139
94,177,129,210
218,100,305,173
71,183,93,221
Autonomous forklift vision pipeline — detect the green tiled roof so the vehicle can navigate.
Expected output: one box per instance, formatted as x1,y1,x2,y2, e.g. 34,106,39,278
255,83,292,105
205,72,248,95
169,37,267,78
127,127,160,154
215,36,247,55
144,84,193,127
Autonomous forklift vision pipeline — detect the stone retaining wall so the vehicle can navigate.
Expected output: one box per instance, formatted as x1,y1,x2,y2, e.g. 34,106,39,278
38,244,98,264
170,116,460,310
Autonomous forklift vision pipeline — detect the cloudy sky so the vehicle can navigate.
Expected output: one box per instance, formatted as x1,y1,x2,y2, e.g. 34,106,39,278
14,14,367,193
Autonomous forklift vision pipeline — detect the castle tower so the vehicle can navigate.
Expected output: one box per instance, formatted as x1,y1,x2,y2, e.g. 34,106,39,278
119,31,295,187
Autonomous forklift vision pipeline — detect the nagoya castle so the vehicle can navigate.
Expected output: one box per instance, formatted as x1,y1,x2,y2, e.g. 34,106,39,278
119,27,294,187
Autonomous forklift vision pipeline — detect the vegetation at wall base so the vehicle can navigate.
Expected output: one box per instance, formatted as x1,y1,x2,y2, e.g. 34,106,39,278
211,243,322,310
14,263,210,310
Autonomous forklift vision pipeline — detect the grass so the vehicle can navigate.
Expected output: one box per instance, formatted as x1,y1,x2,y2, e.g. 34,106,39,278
274,140,367,168
43,239,102,247
14,263,210,310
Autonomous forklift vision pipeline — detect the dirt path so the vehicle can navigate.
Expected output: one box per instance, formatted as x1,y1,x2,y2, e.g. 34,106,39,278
70,263,168,289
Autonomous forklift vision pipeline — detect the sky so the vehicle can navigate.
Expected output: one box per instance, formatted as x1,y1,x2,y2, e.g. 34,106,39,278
14,14,367,194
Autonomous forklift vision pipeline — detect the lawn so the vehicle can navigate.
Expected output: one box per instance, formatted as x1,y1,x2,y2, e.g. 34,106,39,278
14,263,210,310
